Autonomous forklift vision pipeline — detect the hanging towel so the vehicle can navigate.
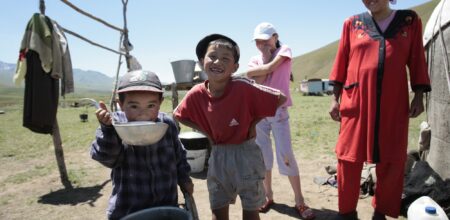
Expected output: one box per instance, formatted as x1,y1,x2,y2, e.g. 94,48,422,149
16,13,53,75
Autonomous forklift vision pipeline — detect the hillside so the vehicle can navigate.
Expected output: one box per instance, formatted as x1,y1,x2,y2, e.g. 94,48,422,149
291,0,439,81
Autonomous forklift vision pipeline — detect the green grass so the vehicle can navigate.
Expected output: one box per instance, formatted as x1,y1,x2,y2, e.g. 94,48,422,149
3,164,54,185
290,95,339,158
289,92,425,159
0,89,426,167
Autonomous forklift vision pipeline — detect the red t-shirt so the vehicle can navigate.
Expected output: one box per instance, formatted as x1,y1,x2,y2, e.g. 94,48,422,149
174,77,281,145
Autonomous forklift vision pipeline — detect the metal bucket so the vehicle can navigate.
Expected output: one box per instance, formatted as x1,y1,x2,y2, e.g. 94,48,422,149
171,60,196,83
121,206,192,220
79,113,88,122
179,131,209,150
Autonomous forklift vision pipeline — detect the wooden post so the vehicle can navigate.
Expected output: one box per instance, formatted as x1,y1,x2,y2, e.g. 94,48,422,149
40,0,72,189
171,82,180,129
39,0,45,14
52,119,73,189
171,82,179,110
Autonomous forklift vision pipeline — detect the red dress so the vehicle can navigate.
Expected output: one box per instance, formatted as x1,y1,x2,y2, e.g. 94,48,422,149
329,10,431,163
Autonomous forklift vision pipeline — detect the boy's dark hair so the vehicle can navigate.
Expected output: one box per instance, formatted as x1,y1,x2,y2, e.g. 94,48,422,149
118,92,163,104
196,34,240,63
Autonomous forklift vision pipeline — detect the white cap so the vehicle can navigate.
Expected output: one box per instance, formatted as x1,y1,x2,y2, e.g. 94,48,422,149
253,22,277,40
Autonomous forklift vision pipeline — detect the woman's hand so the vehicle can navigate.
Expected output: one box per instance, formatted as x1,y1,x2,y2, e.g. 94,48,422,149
409,92,424,118
329,99,341,121
261,45,273,63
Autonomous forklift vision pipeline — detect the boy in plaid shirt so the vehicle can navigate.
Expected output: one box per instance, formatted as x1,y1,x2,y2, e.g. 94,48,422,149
91,70,193,220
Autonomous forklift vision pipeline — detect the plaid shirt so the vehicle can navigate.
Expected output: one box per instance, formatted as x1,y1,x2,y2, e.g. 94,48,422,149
91,112,191,220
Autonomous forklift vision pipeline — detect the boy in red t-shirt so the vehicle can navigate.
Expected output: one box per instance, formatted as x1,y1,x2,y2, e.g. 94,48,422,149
173,34,286,220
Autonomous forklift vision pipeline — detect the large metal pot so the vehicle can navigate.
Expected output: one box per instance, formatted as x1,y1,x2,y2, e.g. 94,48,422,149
179,131,209,150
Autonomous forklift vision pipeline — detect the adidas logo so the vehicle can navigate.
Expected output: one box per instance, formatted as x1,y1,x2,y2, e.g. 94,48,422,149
229,118,239,127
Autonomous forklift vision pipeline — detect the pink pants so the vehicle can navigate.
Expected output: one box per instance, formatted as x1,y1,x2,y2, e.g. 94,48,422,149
255,107,299,176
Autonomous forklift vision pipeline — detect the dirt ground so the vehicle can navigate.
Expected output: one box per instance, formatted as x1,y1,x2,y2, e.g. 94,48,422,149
185,153,381,220
0,148,404,220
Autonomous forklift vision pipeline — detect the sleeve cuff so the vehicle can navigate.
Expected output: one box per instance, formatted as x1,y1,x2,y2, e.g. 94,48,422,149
100,123,116,135
411,84,431,93
328,80,343,86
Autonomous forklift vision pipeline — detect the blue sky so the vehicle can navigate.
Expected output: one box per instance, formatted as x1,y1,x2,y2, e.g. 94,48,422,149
0,0,430,83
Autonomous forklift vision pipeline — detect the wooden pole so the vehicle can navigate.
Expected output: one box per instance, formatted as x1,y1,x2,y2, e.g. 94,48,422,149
171,82,180,129
39,0,72,189
171,82,179,110
121,0,131,71
52,119,73,189
62,27,126,55
59,0,124,33
39,0,45,14
110,34,124,112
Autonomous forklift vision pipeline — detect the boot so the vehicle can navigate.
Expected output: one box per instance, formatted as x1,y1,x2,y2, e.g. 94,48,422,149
334,211,358,220
372,210,386,220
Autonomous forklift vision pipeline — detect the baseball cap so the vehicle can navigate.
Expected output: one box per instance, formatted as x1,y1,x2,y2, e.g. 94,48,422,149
196,33,240,62
117,70,163,94
253,22,277,40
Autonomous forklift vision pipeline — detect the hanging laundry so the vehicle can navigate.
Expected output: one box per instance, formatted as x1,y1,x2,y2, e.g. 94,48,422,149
14,13,74,95
50,19,74,95
15,13,74,134
23,50,59,134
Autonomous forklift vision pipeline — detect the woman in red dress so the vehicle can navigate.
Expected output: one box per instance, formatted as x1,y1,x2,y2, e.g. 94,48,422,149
328,0,431,219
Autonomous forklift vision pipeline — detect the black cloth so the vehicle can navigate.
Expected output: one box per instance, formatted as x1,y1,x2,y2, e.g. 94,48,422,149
23,50,59,134
401,161,450,217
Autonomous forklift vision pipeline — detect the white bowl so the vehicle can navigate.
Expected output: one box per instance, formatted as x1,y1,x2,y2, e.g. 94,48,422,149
113,121,169,146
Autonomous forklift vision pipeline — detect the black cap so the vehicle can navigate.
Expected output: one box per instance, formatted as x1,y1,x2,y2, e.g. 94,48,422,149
117,70,163,93
195,34,240,62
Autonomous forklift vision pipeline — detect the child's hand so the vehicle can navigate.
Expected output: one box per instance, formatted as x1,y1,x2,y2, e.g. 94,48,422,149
182,181,194,195
261,45,273,63
95,101,112,126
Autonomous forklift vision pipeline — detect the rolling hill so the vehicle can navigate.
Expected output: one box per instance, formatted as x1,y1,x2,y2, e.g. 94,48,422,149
291,0,439,81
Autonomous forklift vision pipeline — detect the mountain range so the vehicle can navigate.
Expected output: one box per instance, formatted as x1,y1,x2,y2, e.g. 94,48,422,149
0,60,114,92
